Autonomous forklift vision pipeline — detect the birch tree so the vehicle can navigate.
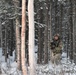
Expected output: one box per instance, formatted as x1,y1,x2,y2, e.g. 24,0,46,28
21,0,27,75
28,0,36,75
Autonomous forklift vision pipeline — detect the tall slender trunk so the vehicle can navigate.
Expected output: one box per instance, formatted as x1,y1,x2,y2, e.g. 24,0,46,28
69,0,73,61
73,0,76,63
5,24,7,62
44,0,49,64
37,7,44,64
38,27,44,64
16,18,21,70
10,20,14,56
55,0,58,33
28,0,36,75
21,0,27,75
49,0,52,61
13,0,21,70
0,21,1,47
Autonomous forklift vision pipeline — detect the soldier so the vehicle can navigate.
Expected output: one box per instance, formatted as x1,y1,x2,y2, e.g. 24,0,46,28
50,34,63,65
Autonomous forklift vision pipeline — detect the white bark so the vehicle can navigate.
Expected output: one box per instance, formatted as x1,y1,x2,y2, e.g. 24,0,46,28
28,0,36,75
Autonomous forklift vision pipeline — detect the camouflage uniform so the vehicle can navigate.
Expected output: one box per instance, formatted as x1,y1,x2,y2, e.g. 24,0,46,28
50,38,63,65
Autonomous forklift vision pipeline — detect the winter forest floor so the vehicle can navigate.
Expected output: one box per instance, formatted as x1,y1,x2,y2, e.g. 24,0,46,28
0,48,76,75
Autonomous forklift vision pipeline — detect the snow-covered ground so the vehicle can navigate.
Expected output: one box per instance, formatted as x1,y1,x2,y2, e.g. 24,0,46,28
0,48,76,75
0,48,22,75
36,55,76,75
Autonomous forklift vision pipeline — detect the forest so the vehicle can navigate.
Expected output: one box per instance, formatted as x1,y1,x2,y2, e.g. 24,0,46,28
0,0,76,75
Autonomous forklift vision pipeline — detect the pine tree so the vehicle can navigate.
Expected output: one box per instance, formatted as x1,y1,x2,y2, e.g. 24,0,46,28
13,0,21,70
28,0,36,75
21,0,27,75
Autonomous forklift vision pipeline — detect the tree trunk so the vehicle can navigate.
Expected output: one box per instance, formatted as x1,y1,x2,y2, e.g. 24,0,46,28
9,20,14,56
0,21,1,47
5,24,7,62
37,27,44,64
2,25,5,55
55,0,58,33
44,0,49,64
28,0,36,75
69,0,73,61
49,0,52,61
73,0,76,64
13,0,21,70
37,6,44,64
21,0,27,75
16,18,21,70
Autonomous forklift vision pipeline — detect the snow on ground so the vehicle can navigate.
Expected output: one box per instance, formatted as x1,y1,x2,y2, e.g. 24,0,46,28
0,48,22,75
0,48,76,75
36,52,76,75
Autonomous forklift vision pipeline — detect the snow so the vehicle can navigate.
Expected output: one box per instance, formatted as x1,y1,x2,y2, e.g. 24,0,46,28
40,7,43,9
36,59,76,75
36,52,76,75
0,48,22,75
0,48,76,75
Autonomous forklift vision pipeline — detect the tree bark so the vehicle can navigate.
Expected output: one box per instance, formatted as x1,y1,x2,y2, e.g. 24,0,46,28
37,7,44,64
13,0,21,70
21,0,27,75
44,0,49,64
16,18,21,70
69,0,73,61
28,0,36,75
